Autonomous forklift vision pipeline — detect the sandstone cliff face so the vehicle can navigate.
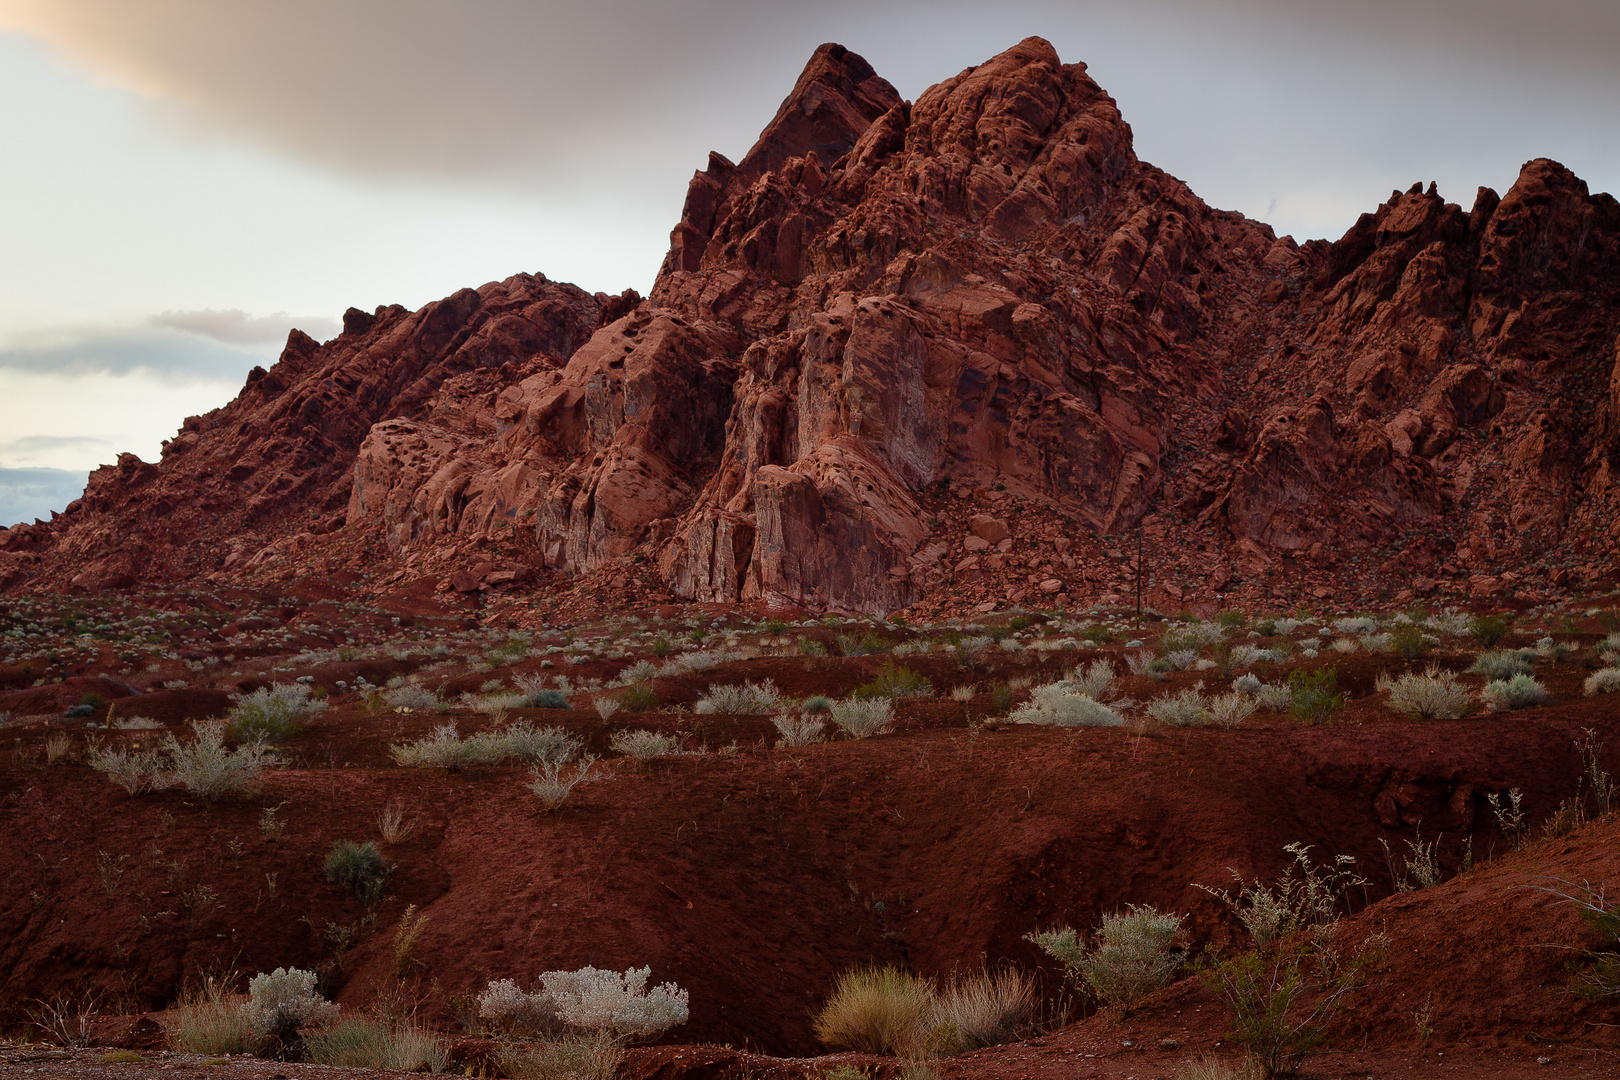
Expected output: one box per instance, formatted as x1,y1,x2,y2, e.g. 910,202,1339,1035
4,37,1618,610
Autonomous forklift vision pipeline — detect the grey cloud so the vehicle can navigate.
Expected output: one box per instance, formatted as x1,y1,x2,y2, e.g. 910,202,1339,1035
2,0,1617,242
150,308,340,347
0,323,276,382
0,434,115,459
0,467,89,528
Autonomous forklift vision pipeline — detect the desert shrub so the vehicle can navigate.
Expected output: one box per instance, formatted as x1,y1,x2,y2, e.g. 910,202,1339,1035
1585,667,1620,696
649,632,675,658
496,1031,624,1080
112,715,164,730
546,965,689,1040
1028,904,1182,1013
773,714,827,747
87,742,166,795
1196,843,1366,949
164,983,255,1055
1481,674,1549,711
1469,613,1511,647
304,1015,447,1071
931,968,1036,1054
527,757,596,811
166,722,270,800
830,698,894,739
1147,688,1211,727
803,694,835,713
1377,666,1472,720
813,966,934,1056
989,683,1015,712
383,684,445,713
1070,658,1118,700
1255,683,1292,712
616,660,661,686
853,664,933,700
503,722,582,764
390,723,507,771
1214,609,1248,629
798,638,829,657
1230,673,1263,695
1173,1055,1264,1080
1533,879,1620,1000
949,684,975,702
610,729,681,761
324,841,392,905
1208,692,1257,728
1162,622,1226,651
245,967,338,1045
1164,648,1200,671
1204,935,1385,1079
621,681,660,712
1227,645,1271,669
1535,636,1574,662
1253,619,1279,637
1425,610,1473,638
1010,682,1124,727
955,635,992,669
1286,668,1342,724
695,679,780,715
227,682,326,743
1387,622,1431,660
838,633,890,657
527,689,571,709
593,696,621,719
1469,650,1535,681
477,978,561,1038
1329,616,1374,635
1379,830,1442,891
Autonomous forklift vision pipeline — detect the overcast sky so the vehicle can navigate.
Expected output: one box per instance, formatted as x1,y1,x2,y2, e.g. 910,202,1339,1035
2,0,1617,525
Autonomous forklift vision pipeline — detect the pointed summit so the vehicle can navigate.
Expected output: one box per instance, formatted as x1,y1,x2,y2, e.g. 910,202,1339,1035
735,43,901,182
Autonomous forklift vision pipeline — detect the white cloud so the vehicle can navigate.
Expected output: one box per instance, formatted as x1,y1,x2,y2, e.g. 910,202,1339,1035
149,308,339,348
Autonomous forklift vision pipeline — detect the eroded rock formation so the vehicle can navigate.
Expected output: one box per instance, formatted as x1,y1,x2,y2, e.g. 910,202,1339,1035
4,37,1618,611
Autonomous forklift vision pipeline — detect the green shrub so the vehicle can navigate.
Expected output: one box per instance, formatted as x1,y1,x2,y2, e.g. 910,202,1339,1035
1480,673,1549,711
799,638,829,656
1008,615,1032,632
852,664,933,700
648,632,674,658
1469,613,1511,647
1254,618,1279,637
621,681,660,712
324,841,391,905
227,683,326,743
1286,668,1342,724
1214,610,1248,629
529,689,570,709
1388,623,1430,660
1028,904,1182,1013
803,695,835,713
763,618,789,634
990,683,1014,713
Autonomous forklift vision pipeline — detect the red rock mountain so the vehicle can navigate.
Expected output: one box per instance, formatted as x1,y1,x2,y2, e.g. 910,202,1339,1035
4,37,1618,613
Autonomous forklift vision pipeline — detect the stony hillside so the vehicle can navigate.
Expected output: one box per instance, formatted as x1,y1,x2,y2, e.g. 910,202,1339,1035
3,36,1617,615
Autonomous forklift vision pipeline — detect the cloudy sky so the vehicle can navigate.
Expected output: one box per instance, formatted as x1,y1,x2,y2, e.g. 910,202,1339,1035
2,0,1617,526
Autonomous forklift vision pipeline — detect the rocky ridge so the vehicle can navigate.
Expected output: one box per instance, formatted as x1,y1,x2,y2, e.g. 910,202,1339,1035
3,37,1618,615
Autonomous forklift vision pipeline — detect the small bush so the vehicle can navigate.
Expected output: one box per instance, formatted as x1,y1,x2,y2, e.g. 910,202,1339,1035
1230,673,1263,695
1028,904,1182,1013
245,967,338,1045
1255,683,1292,712
1378,666,1472,719
610,729,681,761
593,696,621,719
483,967,687,1042
227,683,327,743
527,757,596,811
1070,659,1118,700
165,984,254,1055
956,635,992,669
497,1031,623,1080
814,966,934,1057
87,742,165,795
1469,613,1511,647
1010,682,1124,727
1388,622,1431,660
390,723,507,771
853,664,933,700
1286,668,1342,724
830,698,894,739
798,638,829,656
1147,689,1211,727
695,679,780,715
932,968,1036,1054
773,714,827,747
1481,674,1549,711
1585,667,1620,696
803,694,835,713
382,684,445,713
1208,692,1256,728
989,683,1015,712
616,660,661,685
1469,650,1534,681
166,722,270,801
527,689,570,709
503,722,581,764
621,681,660,712
1173,1055,1265,1080
324,841,392,905
304,1016,447,1071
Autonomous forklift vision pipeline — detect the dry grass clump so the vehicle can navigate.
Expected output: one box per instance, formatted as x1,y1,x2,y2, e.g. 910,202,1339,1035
1376,666,1473,719
1146,688,1211,727
813,966,934,1057
1207,692,1256,728
164,982,255,1055
527,757,596,810
695,679,780,715
930,968,1037,1054
1585,667,1620,696
496,1031,623,1080
1173,1055,1265,1080
377,800,414,844
609,729,681,761
304,1015,447,1071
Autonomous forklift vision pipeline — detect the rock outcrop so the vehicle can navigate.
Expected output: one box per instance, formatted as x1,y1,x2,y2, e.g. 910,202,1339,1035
4,38,1619,611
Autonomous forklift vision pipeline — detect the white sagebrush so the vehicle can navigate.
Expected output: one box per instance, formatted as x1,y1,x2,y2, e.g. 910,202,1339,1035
1481,674,1549,711
1426,611,1473,638
502,721,581,764
1255,683,1293,712
1584,667,1620,696
165,722,271,800
1377,666,1472,719
245,967,337,1040
539,966,689,1041
593,696,621,719
1230,673,1263,695
1009,682,1124,727
1069,659,1118,700
1333,616,1378,635
772,714,827,747
610,729,681,761
694,679,780,715
614,660,660,687
1124,651,1157,676
830,698,893,739
1146,688,1210,727
1163,649,1199,671
383,685,445,713
1207,692,1256,728
527,757,596,811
